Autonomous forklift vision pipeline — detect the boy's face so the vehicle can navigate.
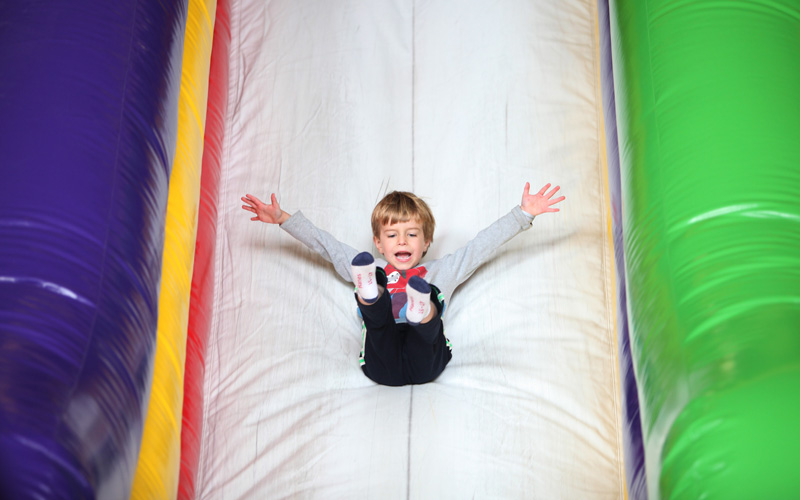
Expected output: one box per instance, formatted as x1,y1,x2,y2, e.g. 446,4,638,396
373,218,430,271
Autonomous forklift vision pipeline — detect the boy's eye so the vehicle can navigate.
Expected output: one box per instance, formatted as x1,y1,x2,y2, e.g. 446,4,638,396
408,233,417,238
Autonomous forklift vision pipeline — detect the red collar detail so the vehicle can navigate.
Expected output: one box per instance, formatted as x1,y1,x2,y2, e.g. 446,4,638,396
383,263,427,291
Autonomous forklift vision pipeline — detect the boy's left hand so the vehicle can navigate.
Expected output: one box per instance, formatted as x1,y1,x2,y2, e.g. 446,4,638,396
521,182,565,216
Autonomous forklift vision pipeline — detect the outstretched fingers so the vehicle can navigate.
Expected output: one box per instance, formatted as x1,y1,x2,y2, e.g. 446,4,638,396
545,185,560,198
242,193,271,222
546,194,566,212
241,195,256,212
536,183,551,196
244,193,265,206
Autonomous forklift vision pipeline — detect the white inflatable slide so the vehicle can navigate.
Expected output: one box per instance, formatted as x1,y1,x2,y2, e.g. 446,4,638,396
197,1,623,497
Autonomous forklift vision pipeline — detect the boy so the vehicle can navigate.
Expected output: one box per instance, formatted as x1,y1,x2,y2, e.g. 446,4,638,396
241,182,563,386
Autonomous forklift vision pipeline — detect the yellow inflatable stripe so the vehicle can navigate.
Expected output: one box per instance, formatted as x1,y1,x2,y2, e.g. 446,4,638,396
131,0,217,499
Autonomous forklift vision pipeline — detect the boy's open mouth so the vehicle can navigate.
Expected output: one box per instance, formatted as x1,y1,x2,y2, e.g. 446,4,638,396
395,251,412,263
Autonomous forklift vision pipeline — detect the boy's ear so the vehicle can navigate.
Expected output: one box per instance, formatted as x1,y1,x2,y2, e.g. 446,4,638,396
373,236,383,254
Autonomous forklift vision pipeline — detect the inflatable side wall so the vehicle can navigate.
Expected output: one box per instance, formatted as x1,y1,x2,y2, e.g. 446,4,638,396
609,0,800,498
597,0,648,497
0,1,187,497
130,0,217,497
179,0,231,497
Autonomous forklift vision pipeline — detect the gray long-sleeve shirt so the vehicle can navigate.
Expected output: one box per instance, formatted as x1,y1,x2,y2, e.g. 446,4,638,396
280,206,535,319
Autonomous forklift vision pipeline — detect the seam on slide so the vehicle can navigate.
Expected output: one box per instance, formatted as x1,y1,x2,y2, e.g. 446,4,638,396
407,4,417,499
411,0,416,192
591,0,626,497
407,386,414,500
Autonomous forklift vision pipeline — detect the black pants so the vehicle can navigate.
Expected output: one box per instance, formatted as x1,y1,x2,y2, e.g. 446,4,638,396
357,270,452,386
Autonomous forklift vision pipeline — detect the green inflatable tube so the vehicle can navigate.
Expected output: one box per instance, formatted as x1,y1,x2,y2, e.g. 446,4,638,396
608,0,800,498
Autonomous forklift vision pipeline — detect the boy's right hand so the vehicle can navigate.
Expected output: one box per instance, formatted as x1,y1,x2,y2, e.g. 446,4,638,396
241,193,290,225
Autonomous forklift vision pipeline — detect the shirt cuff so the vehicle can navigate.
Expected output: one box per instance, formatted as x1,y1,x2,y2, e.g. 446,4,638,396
512,205,535,228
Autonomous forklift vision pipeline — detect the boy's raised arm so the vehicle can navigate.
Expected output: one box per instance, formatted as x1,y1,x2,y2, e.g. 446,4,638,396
242,193,291,225
242,192,359,283
426,182,564,302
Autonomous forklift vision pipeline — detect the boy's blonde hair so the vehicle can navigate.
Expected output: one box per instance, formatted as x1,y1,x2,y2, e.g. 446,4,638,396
371,191,435,244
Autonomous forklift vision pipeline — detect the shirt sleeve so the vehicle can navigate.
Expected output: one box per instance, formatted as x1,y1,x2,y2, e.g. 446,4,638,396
426,206,534,300
280,211,360,283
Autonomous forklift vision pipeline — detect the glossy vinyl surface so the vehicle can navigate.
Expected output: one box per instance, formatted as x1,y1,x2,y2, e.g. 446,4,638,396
0,0,187,498
609,0,800,497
